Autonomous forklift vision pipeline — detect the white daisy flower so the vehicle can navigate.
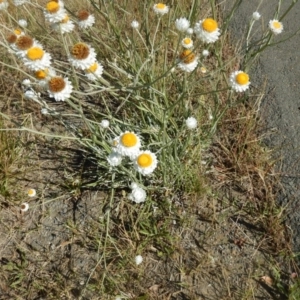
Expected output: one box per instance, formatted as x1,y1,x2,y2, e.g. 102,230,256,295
100,119,110,128
153,3,169,15
24,90,37,100
133,150,158,176
135,255,143,265
229,70,251,92
202,49,209,57
0,0,8,10
20,202,29,212
113,131,141,159
22,79,31,86
186,28,193,35
186,117,197,129
107,151,123,167
69,42,97,70
178,49,198,72
181,37,193,49
23,46,52,71
13,0,27,6
131,20,139,29
47,76,73,101
52,14,75,33
84,61,104,81
44,1,66,23
175,17,190,32
77,10,95,29
129,185,147,203
252,12,261,21
194,18,221,43
18,19,28,27
27,188,36,197
269,19,283,35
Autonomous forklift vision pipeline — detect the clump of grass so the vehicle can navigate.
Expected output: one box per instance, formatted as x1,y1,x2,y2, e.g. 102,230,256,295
0,118,24,198
0,0,299,299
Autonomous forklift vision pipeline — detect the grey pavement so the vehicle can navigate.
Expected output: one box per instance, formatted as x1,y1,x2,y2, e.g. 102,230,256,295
220,0,300,256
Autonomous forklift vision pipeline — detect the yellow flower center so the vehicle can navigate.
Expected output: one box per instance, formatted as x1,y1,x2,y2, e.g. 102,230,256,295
179,49,196,64
28,189,35,196
121,133,138,147
183,38,192,45
27,47,44,60
273,21,282,29
156,3,166,10
86,62,98,73
236,72,249,85
71,42,90,60
62,15,69,23
49,77,66,93
46,1,60,13
202,18,218,33
14,28,22,35
137,153,153,168
35,69,47,79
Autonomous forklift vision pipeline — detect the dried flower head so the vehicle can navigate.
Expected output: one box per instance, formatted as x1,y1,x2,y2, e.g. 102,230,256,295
77,9,90,21
47,76,73,101
69,42,96,69
48,76,66,93
77,10,95,28
71,42,90,60
179,49,196,64
6,33,17,44
20,202,29,212
16,35,34,50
